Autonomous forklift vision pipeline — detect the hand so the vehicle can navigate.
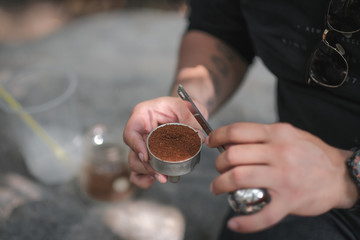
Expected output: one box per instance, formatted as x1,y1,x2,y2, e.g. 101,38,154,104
123,96,206,189
206,122,356,233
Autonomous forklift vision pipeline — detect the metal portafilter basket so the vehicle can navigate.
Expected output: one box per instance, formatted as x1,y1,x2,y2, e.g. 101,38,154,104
146,123,202,183
177,84,271,215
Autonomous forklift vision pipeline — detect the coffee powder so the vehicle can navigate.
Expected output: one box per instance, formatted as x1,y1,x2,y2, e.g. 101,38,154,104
148,124,201,161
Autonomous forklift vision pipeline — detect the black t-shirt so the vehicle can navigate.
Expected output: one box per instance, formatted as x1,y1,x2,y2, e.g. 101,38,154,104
187,0,360,149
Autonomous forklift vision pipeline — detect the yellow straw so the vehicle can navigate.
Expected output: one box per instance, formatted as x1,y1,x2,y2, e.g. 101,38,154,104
0,84,71,165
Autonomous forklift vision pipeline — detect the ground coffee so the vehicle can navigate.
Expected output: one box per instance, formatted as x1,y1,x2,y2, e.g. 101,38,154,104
148,124,201,161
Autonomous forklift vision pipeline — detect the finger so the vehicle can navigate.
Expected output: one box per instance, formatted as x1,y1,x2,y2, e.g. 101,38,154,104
206,122,270,149
211,165,278,195
123,125,149,163
128,150,168,183
216,144,272,173
129,172,156,189
128,151,151,175
227,195,288,233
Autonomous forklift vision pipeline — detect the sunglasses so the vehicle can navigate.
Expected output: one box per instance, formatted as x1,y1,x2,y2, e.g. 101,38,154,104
307,0,360,88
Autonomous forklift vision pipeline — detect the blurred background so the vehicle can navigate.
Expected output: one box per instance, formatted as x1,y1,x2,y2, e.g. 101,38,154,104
0,1,276,240
0,0,186,43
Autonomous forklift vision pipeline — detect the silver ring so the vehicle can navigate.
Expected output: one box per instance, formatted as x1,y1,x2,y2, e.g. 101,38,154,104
228,188,270,215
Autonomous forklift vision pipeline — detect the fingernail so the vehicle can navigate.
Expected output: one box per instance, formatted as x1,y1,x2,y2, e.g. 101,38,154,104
210,183,214,193
155,174,167,183
227,219,238,231
154,173,161,181
138,153,145,162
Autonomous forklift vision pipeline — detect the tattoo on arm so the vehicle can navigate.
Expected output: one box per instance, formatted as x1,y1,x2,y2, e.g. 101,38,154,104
211,55,229,77
206,69,220,109
206,97,216,110
209,43,231,99
216,42,236,61
209,69,221,96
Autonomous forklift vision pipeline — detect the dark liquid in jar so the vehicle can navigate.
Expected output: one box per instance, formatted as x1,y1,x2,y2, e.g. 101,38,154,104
82,143,133,202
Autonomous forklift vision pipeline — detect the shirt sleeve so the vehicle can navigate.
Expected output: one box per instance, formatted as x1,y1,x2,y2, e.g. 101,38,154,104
187,0,255,64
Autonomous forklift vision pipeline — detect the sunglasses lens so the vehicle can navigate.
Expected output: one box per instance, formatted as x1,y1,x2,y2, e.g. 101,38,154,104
309,41,348,86
328,0,360,32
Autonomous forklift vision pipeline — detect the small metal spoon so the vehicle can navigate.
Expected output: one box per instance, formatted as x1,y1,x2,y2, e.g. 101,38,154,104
177,84,270,215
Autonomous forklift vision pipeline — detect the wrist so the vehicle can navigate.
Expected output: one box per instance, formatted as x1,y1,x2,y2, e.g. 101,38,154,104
345,147,360,211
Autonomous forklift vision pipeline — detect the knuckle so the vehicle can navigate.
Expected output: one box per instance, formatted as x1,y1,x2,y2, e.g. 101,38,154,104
214,158,223,172
270,122,295,134
230,167,245,185
224,147,238,166
226,123,241,142
133,101,146,110
216,148,238,173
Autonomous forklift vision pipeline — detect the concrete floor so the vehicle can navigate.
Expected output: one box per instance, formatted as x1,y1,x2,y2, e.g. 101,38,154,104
0,9,276,240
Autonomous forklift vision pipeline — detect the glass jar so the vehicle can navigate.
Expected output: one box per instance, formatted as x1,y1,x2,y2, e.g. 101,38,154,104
80,125,134,202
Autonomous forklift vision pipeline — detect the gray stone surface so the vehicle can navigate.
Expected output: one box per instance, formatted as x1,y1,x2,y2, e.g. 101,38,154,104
0,9,276,240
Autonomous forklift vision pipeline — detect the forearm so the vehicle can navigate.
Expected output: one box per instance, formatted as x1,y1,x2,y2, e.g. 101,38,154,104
170,30,249,115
